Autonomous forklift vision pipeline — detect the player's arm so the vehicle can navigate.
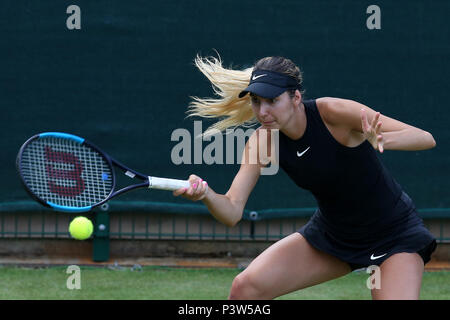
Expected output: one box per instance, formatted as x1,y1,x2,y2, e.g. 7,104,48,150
318,97,436,152
174,129,271,227
202,160,261,227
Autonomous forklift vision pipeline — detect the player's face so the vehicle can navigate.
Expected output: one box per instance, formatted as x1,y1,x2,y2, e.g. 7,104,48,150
250,91,298,129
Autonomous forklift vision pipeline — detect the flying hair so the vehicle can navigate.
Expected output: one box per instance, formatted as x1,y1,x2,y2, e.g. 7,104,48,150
187,53,304,137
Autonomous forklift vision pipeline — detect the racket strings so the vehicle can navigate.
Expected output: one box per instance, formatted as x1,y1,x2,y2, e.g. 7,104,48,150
20,137,113,208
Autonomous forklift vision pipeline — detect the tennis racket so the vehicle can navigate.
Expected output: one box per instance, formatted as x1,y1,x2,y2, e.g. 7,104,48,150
16,132,190,212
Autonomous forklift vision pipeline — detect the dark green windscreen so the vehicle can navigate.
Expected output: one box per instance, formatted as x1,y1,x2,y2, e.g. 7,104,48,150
1,1,448,214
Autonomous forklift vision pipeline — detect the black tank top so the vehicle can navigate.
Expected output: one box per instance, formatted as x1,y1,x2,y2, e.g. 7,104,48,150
278,99,405,234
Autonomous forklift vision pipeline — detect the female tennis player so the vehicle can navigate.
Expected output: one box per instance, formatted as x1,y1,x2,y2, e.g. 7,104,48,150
173,55,437,300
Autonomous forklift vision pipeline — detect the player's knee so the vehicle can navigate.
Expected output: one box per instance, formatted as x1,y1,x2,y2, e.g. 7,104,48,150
228,272,265,300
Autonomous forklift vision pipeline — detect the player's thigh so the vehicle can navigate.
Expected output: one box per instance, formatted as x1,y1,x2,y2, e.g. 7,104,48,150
237,232,352,297
371,252,424,300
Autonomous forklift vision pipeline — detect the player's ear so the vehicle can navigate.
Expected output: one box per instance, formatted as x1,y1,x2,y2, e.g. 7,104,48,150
292,89,302,106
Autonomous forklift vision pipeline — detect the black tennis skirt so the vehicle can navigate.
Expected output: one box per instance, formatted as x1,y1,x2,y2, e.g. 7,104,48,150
298,192,437,271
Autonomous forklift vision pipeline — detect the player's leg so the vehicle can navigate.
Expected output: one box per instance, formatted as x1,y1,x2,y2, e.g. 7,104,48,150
228,232,352,300
371,252,424,300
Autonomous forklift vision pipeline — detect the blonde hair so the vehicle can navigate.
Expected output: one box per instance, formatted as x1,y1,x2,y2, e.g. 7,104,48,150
187,55,256,137
187,54,304,137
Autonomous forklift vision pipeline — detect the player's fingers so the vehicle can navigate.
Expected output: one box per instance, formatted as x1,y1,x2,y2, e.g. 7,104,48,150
191,181,200,195
197,180,209,200
195,179,206,195
376,121,382,134
173,187,187,197
185,175,199,195
191,179,201,195
371,112,380,129
188,174,200,184
185,185,194,196
187,178,202,196
378,135,384,153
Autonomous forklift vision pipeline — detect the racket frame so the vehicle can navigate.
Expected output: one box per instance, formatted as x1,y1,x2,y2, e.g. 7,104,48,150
16,132,151,212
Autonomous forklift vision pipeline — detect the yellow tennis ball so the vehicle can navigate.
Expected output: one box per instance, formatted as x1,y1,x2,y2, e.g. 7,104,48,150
69,216,93,240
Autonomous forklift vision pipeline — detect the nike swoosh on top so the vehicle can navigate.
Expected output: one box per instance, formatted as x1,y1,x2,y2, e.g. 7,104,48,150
252,74,267,81
370,253,387,260
296,146,310,157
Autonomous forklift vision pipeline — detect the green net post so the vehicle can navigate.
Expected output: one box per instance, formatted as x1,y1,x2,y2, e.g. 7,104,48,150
93,209,110,262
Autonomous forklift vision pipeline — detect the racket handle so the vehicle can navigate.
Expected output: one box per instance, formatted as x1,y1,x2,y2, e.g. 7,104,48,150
148,176,191,191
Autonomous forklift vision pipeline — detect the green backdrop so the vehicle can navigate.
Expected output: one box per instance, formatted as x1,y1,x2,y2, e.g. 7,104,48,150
1,0,449,215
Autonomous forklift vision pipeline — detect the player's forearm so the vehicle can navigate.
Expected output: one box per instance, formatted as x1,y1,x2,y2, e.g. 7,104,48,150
202,188,242,227
383,128,436,151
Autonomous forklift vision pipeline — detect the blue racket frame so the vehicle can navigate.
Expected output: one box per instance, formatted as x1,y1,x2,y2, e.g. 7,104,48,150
16,132,150,212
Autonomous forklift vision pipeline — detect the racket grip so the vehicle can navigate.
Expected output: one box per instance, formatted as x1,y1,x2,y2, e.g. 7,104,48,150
148,176,191,191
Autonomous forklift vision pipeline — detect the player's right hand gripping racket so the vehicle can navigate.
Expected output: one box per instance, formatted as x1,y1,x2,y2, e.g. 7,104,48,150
16,132,191,212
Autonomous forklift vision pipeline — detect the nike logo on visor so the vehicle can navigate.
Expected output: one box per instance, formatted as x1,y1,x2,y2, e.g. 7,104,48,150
252,74,267,81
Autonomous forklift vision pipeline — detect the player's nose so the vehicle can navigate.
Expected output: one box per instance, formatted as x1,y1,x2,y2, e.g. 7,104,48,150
259,102,271,117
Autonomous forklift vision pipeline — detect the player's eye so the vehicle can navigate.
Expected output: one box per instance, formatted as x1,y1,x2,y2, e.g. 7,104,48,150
251,96,260,105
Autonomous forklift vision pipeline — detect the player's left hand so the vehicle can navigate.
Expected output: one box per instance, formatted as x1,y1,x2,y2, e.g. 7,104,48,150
361,109,384,153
